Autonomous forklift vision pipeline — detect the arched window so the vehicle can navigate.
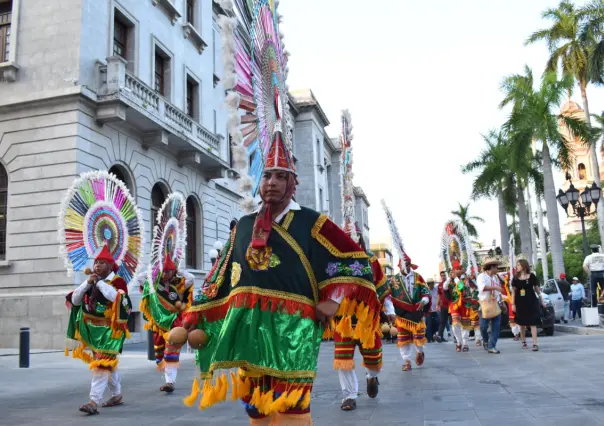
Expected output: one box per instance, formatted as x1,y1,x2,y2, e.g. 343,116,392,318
151,183,167,233
0,165,7,260
185,196,198,268
108,164,135,196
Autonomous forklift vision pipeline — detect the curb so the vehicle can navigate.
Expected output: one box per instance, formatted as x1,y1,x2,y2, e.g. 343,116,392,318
554,324,604,335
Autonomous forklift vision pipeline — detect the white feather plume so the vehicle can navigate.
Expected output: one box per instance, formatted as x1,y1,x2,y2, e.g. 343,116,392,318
240,196,256,213
223,73,238,90
225,91,241,110
227,112,242,131
216,0,234,11
231,129,243,145
239,174,254,193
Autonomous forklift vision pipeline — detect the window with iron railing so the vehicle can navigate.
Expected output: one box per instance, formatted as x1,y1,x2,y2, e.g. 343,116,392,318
151,184,167,233
154,53,165,95
0,1,12,63
113,18,127,59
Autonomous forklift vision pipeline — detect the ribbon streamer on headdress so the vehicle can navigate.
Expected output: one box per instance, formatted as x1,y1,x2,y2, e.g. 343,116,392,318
381,200,408,274
340,110,357,242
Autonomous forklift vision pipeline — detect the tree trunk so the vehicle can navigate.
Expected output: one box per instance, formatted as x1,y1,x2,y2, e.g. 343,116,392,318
536,193,549,282
498,188,509,256
526,185,538,266
542,142,565,277
580,83,604,248
517,182,532,259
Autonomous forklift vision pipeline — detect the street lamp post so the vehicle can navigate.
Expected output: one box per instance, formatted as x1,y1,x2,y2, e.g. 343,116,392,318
556,181,601,257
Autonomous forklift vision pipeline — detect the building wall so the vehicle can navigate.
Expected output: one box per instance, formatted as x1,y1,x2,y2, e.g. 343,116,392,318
1,0,83,105
0,0,238,348
354,196,370,246
0,96,240,348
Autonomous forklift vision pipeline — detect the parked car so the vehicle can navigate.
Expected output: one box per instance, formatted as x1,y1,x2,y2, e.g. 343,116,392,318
542,279,566,322
499,295,555,336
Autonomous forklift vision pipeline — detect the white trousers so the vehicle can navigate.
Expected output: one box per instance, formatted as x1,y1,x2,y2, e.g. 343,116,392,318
399,344,423,362
165,364,178,384
452,324,469,346
338,368,379,400
90,369,121,405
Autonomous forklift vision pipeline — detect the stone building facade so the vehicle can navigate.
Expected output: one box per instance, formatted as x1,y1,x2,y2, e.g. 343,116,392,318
289,89,345,223
0,0,241,348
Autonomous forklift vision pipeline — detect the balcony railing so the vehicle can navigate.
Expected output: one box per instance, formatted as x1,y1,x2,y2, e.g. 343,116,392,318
96,56,223,162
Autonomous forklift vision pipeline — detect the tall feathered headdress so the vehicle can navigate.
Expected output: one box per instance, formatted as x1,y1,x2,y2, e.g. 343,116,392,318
462,225,478,276
57,170,144,284
218,0,292,213
381,200,409,274
147,193,187,291
440,220,469,274
340,109,357,241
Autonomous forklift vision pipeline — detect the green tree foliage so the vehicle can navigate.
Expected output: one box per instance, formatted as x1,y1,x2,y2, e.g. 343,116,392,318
535,219,600,282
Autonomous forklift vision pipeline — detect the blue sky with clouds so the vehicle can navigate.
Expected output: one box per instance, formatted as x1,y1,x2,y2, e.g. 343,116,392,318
279,0,604,277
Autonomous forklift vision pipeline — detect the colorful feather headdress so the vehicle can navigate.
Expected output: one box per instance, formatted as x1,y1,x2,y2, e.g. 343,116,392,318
381,200,409,274
147,193,187,291
218,0,292,213
57,170,144,284
440,220,469,274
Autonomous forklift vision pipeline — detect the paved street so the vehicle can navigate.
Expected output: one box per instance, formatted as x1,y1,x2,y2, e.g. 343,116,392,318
2,333,604,425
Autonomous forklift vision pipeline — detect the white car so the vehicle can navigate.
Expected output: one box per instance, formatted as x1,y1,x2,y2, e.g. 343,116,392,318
542,279,566,322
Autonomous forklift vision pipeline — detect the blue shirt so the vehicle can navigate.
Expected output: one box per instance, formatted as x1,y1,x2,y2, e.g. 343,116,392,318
570,283,585,301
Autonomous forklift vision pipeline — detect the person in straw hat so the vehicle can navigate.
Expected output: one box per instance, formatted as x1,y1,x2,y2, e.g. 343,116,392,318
476,257,505,354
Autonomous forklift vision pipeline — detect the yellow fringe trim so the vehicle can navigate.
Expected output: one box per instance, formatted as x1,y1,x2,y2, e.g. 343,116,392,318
183,377,200,407
395,316,425,334
333,359,355,370
64,347,69,357
89,358,118,371
156,359,166,372
183,372,312,416
332,297,379,349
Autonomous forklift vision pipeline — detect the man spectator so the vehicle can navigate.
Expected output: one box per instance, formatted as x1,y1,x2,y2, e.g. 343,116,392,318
477,258,504,354
425,279,439,343
556,273,571,323
583,244,604,307
435,271,451,343
570,277,586,321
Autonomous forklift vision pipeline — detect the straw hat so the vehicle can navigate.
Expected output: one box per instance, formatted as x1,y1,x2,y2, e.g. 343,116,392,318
482,257,501,268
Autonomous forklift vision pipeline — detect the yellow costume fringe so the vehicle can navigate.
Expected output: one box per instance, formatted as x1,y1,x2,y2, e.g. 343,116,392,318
184,372,313,416
333,359,355,370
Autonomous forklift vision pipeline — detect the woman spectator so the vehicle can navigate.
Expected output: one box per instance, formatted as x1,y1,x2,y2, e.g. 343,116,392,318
512,259,544,352
570,277,586,321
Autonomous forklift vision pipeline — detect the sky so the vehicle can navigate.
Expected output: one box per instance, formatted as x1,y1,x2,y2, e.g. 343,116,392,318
279,0,604,278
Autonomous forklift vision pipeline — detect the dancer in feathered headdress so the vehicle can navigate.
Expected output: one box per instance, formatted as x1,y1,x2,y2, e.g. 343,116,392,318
382,201,431,372
328,222,389,412
440,220,479,353
138,193,195,393
181,3,380,423
58,170,144,415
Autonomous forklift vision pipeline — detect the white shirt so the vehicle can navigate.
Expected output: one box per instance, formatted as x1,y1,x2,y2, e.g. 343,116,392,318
476,272,500,301
429,286,438,312
583,252,604,272
255,199,301,224
72,272,118,306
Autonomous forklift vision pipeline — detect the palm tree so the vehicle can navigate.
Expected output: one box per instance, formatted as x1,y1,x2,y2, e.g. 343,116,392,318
461,130,512,255
502,68,592,277
451,202,484,239
526,0,604,249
